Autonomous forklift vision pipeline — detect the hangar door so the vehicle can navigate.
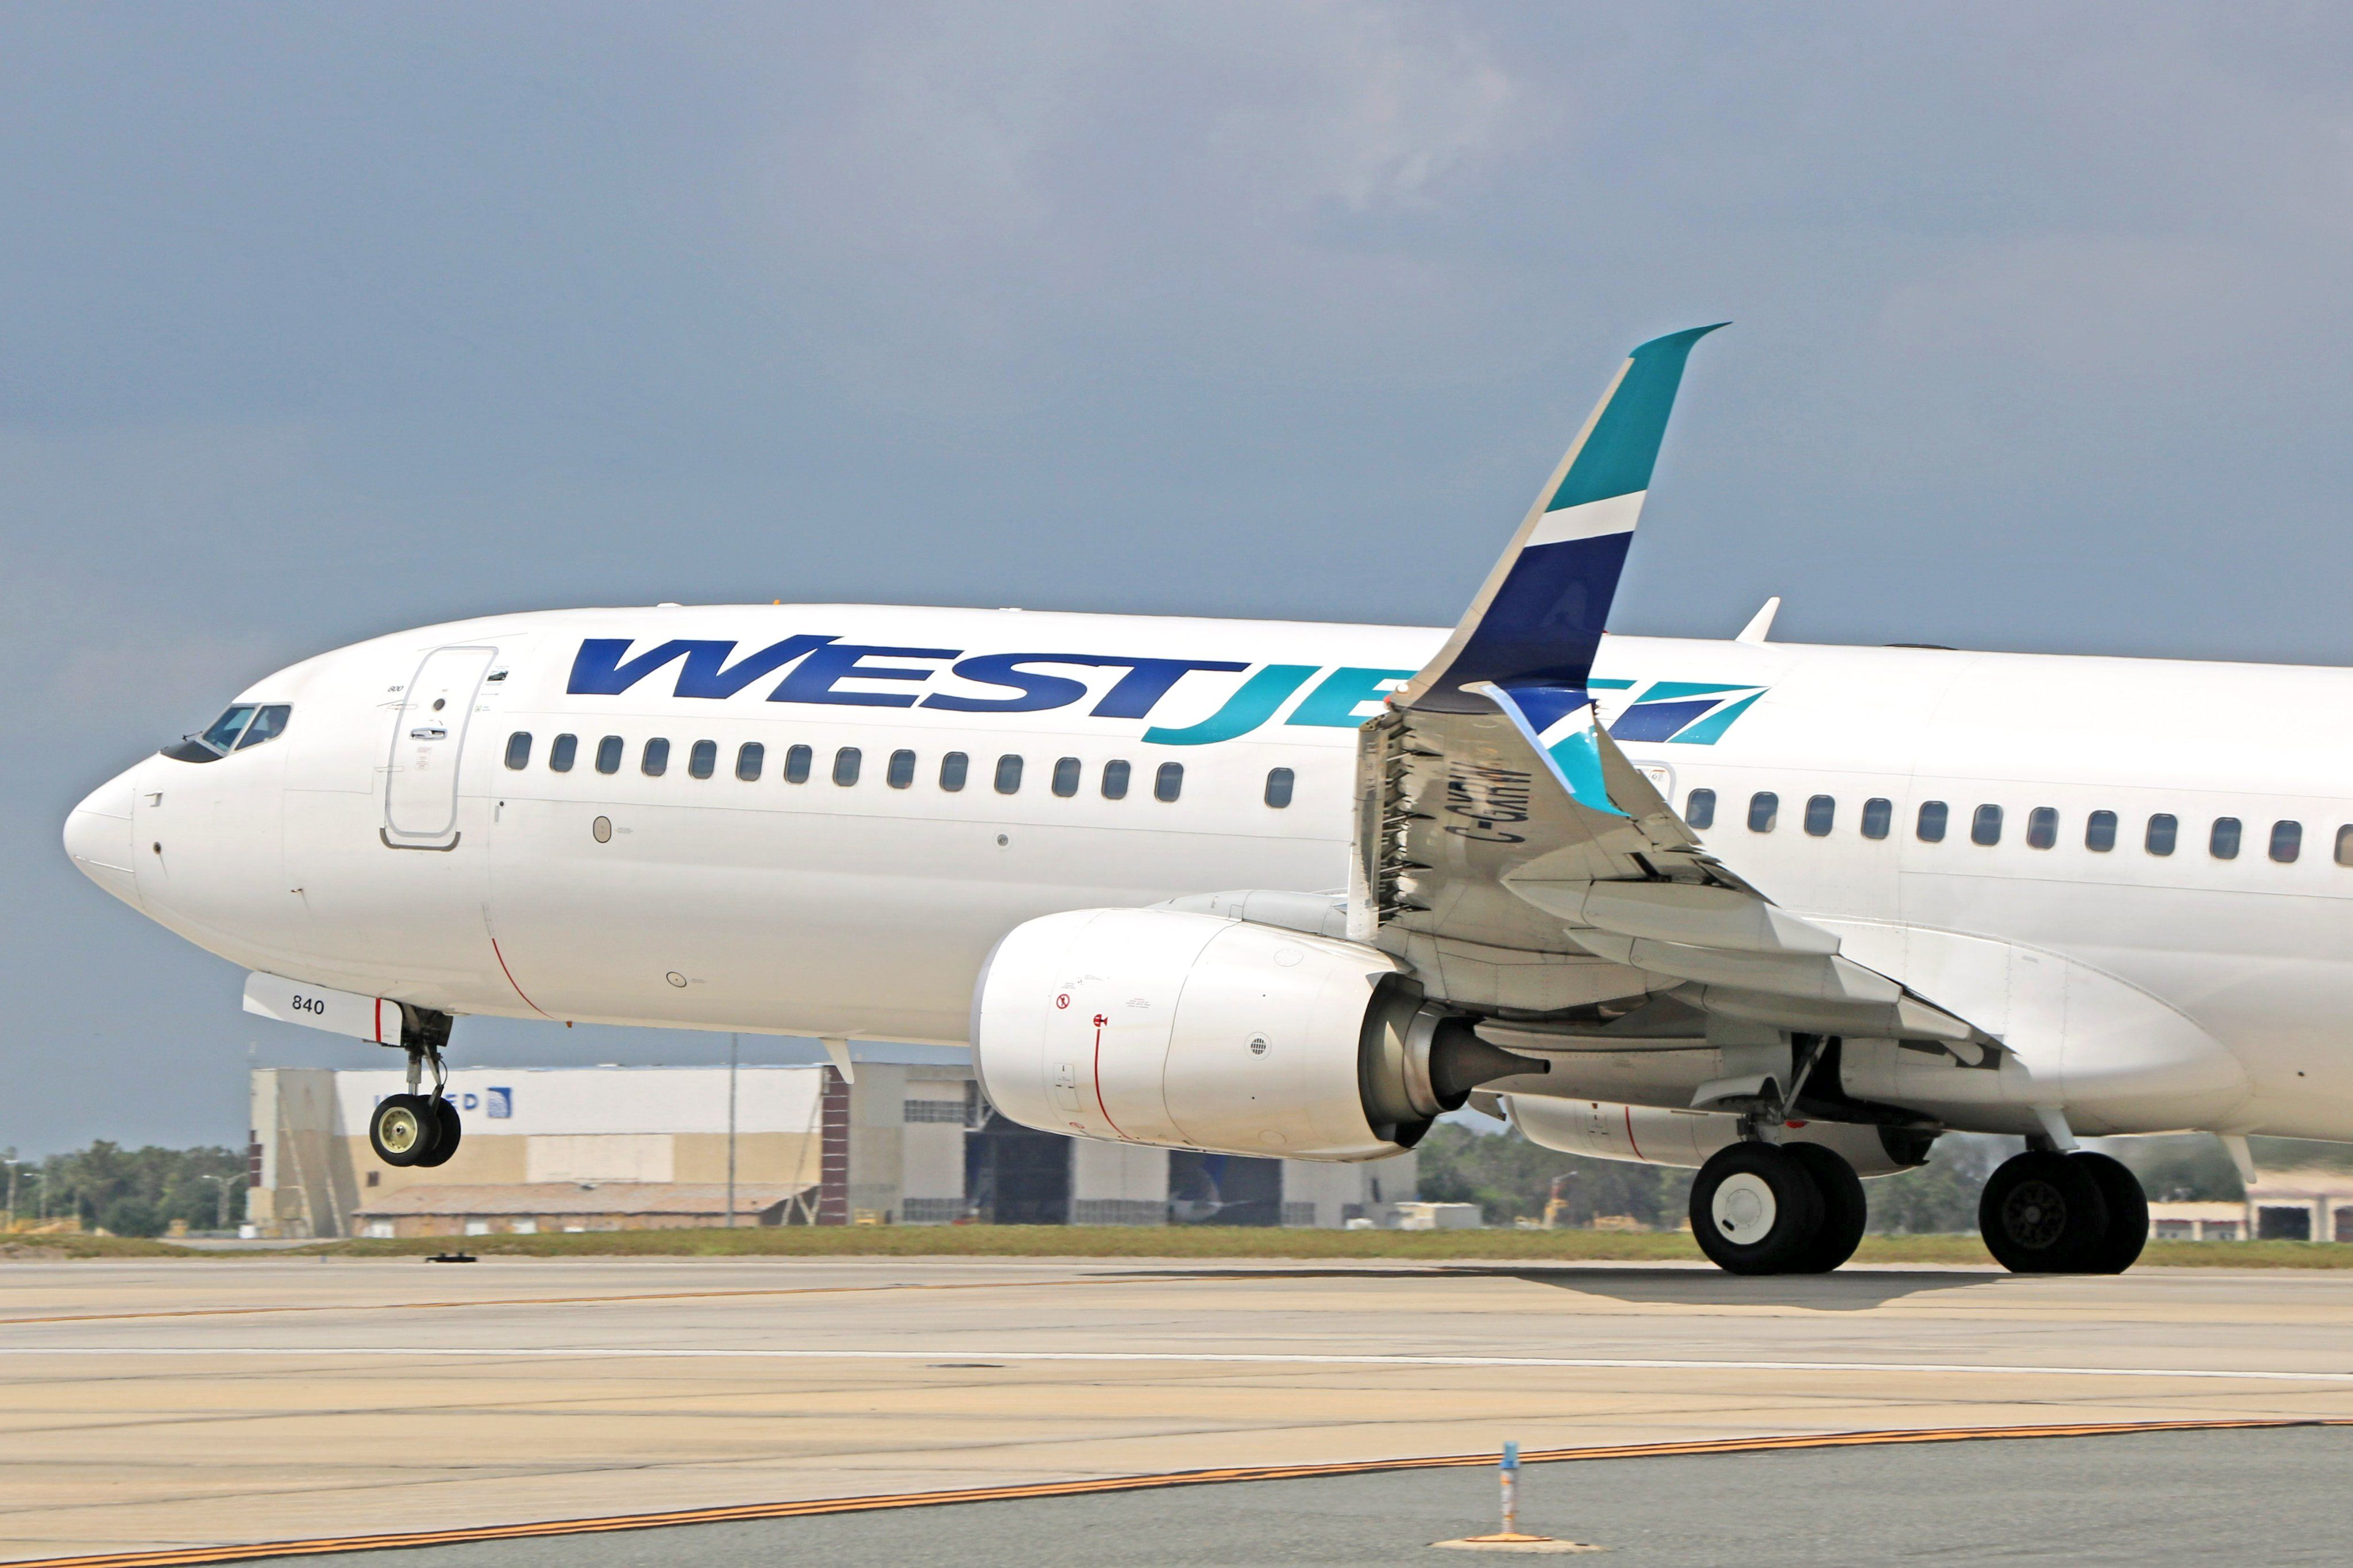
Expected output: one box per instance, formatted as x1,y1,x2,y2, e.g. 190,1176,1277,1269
384,644,498,846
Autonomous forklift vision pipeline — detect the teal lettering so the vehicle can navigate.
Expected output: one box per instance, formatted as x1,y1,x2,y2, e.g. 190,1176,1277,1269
1143,665,1317,746
1285,666,1415,728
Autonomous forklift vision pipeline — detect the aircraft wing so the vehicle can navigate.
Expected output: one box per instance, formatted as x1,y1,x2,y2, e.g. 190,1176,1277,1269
1349,327,1988,1060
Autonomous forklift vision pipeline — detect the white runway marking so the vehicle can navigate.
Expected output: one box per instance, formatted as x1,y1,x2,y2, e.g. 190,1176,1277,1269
7,1345,2353,1384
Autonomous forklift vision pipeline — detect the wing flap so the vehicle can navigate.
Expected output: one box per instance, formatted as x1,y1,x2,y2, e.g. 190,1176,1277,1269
1347,325,2005,1064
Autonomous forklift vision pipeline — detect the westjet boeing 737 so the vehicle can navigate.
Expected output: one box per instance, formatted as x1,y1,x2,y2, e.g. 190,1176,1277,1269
65,325,2351,1273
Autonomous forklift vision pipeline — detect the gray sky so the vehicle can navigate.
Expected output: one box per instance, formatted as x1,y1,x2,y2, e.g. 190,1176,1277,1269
9,3,2353,1154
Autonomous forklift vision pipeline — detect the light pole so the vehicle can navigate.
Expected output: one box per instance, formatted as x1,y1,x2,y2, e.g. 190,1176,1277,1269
198,1173,241,1234
726,1034,739,1228
2,1154,18,1233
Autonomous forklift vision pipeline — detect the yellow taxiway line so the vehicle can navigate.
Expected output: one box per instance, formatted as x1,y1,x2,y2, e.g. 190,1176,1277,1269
12,1417,2328,1568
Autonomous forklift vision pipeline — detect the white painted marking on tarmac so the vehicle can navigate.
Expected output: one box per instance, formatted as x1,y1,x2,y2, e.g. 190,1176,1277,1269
8,1346,2353,1384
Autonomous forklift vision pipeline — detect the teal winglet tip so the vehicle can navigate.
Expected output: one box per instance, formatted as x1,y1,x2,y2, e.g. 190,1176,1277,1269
1630,322,1730,361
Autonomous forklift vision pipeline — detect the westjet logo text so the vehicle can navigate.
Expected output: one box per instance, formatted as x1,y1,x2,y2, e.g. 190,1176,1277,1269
566,636,1762,748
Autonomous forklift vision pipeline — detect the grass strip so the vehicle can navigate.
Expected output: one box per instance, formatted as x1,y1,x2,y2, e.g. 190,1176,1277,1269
14,1229,2353,1268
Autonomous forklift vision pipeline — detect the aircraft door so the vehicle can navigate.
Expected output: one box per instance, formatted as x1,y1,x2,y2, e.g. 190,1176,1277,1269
384,644,498,847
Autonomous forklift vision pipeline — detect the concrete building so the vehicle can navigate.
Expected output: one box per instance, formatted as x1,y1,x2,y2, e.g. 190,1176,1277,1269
248,1063,1413,1238
2146,1168,2353,1242
2145,1202,2245,1242
354,1183,810,1237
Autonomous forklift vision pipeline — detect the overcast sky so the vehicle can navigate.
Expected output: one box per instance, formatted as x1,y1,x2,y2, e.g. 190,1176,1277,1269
9,4,2353,1154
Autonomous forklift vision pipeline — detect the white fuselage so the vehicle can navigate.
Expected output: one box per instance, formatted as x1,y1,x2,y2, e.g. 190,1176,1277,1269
63,603,2353,1141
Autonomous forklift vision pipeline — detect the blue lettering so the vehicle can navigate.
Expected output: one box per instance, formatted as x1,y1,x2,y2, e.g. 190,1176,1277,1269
569,636,838,698
676,635,835,698
569,639,732,696
921,654,1093,715
921,654,1250,716
1091,658,1248,718
769,644,956,708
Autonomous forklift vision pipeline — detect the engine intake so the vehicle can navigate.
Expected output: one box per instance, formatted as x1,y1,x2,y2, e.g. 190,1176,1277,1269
973,907,1540,1160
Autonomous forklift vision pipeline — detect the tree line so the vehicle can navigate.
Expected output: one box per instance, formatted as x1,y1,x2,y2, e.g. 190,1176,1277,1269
5,1142,246,1237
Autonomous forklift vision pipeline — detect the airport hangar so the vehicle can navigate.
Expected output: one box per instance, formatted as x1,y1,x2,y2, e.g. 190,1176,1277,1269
244,1063,1414,1239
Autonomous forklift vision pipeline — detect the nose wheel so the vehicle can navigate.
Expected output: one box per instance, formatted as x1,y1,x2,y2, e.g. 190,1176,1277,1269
368,1046,462,1169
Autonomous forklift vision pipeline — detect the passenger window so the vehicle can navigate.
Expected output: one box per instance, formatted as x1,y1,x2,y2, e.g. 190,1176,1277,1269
1052,757,1081,797
596,736,623,775
995,754,1023,794
1861,798,1892,840
784,744,812,784
2337,825,2353,867
1748,791,1778,832
2146,813,2177,856
642,739,670,778
834,747,862,786
2085,809,2116,852
1264,767,1295,809
2026,807,2057,849
888,749,916,789
237,705,292,748
550,733,578,773
2209,817,2241,860
1916,801,1947,843
2271,820,2302,863
1971,805,2002,845
1685,787,1715,829
504,732,532,771
688,740,716,779
939,751,969,791
1155,762,1184,802
735,741,763,782
1803,795,1834,836
1102,759,1131,800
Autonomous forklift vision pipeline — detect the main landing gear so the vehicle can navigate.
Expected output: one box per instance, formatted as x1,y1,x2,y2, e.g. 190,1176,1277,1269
369,1042,462,1169
1977,1149,2148,1273
1688,1140,1869,1275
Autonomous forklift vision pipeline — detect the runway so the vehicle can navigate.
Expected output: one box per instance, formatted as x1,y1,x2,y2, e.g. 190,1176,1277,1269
6,1256,2353,1563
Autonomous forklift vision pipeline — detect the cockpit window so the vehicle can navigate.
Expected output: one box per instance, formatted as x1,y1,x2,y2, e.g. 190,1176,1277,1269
202,706,259,752
165,703,292,763
237,705,291,749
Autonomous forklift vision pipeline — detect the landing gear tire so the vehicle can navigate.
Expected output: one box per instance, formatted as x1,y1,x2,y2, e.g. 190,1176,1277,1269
414,1098,463,1169
2071,1152,2149,1273
1783,1143,1868,1273
369,1093,443,1168
1979,1150,2109,1273
1691,1142,1826,1275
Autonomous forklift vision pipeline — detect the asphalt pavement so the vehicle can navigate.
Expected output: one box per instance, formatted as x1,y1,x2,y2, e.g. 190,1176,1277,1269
255,1424,2353,1567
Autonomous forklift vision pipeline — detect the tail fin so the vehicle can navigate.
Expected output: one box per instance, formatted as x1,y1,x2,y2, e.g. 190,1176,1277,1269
1398,323,1723,713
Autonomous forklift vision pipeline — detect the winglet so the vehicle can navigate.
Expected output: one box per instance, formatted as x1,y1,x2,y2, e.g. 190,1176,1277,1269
1397,324,1724,713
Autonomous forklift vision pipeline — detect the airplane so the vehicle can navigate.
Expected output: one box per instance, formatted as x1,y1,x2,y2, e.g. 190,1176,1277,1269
63,323,2353,1275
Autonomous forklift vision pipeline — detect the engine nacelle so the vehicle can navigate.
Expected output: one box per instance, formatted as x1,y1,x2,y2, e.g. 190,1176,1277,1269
1506,1094,1932,1177
974,907,1538,1160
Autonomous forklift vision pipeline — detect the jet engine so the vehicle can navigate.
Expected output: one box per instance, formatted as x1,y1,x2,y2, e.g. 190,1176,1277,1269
973,907,1538,1160
1506,1094,1932,1176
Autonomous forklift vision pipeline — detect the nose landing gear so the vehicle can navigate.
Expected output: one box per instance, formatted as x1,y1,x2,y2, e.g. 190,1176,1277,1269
369,1042,462,1169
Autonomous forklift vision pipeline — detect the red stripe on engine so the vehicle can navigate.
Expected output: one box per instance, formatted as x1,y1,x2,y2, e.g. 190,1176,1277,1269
1623,1103,1648,1162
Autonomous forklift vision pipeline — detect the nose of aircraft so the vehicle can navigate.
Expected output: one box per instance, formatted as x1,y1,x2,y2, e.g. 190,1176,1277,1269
64,767,142,908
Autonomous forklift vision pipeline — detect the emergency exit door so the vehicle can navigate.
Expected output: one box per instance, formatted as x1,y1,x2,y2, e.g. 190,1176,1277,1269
384,645,497,846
